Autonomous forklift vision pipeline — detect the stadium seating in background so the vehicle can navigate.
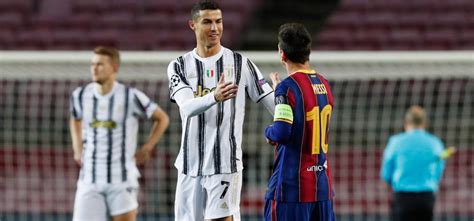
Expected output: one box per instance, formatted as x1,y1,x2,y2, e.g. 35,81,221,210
0,0,473,50
0,0,264,50
315,0,474,50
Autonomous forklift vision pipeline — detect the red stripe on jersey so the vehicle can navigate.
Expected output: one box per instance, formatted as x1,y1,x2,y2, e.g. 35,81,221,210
326,157,333,198
272,200,277,221
291,73,318,202
287,88,295,107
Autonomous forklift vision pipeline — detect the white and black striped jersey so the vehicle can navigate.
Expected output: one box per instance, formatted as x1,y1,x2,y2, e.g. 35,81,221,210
70,81,158,184
168,46,274,176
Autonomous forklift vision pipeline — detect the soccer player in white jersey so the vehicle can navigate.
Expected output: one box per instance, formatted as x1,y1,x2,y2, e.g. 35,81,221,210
167,1,275,220
69,46,169,221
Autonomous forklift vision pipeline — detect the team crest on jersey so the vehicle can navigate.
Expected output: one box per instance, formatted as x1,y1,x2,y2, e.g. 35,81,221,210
224,65,234,81
171,74,181,88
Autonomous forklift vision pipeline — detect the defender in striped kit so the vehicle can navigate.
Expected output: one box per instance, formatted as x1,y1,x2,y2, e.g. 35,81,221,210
168,1,275,220
264,23,336,221
70,46,169,221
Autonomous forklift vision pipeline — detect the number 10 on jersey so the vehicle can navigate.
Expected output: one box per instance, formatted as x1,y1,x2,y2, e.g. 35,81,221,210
306,105,332,155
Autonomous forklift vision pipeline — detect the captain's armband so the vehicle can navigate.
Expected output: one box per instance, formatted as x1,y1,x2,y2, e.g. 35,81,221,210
274,104,293,124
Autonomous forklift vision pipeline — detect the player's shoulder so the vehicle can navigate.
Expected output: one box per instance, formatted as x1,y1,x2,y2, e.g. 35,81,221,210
115,82,133,93
72,82,94,95
129,87,147,97
424,131,443,145
389,133,405,143
274,78,292,94
168,51,193,66
222,47,248,61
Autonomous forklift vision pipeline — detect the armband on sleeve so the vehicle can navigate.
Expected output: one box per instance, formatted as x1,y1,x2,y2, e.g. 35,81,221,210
274,104,293,124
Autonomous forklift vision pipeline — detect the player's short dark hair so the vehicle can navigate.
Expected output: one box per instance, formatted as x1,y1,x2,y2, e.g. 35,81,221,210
278,23,312,64
191,0,221,21
94,46,120,66
405,105,427,127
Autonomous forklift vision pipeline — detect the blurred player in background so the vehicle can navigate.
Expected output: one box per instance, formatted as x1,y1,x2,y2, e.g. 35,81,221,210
381,105,456,221
167,0,275,220
69,46,169,221
264,23,336,221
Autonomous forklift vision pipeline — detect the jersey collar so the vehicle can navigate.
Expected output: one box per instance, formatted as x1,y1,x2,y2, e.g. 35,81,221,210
192,46,224,63
291,69,317,75
93,81,119,99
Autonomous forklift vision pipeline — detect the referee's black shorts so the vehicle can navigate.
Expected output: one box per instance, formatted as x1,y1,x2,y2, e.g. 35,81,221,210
391,191,435,221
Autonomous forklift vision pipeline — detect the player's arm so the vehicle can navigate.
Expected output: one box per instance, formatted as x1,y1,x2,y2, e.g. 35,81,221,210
433,139,454,182
380,137,396,185
243,58,275,116
168,61,237,118
174,74,237,118
265,86,293,144
70,118,82,166
265,104,293,144
439,146,456,160
135,106,169,165
69,89,84,166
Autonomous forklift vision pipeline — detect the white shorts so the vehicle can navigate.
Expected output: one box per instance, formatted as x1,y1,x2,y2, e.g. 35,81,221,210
174,171,242,221
72,181,139,221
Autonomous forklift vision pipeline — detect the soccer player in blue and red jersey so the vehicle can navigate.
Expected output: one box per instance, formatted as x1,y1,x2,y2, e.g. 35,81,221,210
264,23,336,221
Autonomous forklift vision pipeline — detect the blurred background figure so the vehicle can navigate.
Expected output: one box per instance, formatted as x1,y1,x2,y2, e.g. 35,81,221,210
70,46,169,221
381,105,456,221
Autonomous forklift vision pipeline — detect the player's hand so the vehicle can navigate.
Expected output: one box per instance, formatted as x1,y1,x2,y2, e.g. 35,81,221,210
266,138,277,146
269,72,281,90
135,144,154,165
73,152,82,166
214,74,238,102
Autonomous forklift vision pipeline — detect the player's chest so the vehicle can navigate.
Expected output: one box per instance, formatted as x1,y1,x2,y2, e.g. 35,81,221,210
82,96,127,122
185,64,237,97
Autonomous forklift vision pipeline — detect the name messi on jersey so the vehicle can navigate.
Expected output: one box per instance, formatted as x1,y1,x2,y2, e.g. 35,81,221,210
90,119,117,129
194,85,216,97
312,84,327,95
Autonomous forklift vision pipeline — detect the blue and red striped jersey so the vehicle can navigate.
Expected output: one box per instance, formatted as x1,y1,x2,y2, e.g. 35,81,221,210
265,69,334,202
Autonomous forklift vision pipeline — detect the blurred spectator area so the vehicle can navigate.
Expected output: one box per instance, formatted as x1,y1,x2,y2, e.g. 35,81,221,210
315,0,474,50
0,0,264,50
0,0,473,50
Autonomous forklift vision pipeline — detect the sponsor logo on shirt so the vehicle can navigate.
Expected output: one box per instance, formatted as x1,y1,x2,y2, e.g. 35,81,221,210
194,85,216,97
89,119,117,129
307,161,327,172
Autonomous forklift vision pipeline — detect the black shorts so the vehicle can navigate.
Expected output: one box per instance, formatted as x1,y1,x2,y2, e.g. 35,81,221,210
392,191,435,221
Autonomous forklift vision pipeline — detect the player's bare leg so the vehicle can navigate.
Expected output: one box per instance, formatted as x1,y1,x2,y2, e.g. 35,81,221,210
112,209,137,221
210,216,233,221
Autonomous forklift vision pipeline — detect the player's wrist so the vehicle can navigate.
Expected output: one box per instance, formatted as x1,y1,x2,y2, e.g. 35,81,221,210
213,91,222,103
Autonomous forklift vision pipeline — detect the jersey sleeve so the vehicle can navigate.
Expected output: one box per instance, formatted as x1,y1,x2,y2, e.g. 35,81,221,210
242,57,273,103
168,59,192,103
70,87,84,120
433,137,446,183
131,88,158,119
380,136,397,184
265,82,292,143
